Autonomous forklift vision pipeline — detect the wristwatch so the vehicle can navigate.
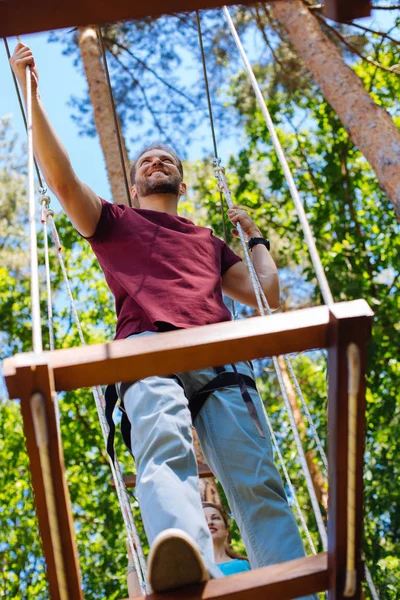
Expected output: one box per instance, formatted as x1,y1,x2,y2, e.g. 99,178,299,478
248,237,270,252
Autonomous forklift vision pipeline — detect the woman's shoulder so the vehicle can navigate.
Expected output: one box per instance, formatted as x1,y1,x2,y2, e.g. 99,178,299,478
219,558,251,576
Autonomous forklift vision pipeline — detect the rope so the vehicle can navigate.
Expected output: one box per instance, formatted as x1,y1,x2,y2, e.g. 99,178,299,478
222,6,334,306
195,11,234,316
264,410,317,554
45,211,148,593
25,62,43,354
3,38,44,188
219,13,379,596
40,193,62,433
96,26,133,208
215,164,328,549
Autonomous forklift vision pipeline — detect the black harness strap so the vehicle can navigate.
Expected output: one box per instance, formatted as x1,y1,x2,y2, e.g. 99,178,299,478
231,364,265,438
105,365,265,464
189,365,265,439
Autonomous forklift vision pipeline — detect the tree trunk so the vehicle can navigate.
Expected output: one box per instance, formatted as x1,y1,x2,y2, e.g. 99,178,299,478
78,26,131,206
192,428,221,503
269,0,400,222
277,356,328,510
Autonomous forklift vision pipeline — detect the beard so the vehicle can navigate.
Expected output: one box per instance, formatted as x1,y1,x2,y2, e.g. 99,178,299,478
135,172,181,198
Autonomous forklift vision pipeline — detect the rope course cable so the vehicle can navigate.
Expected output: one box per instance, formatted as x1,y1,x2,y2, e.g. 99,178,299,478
195,11,233,299
219,8,379,597
44,207,148,593
5,35,147,594
196,11,329,550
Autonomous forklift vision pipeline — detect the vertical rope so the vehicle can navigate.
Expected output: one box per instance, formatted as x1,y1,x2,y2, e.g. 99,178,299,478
215,166,328,549
40,194,62,432
3,38,44,187
264,410,317,554
222,6,334,306
195,11,235,316
95,27,133,208
25,63,42,354
47,214,147,593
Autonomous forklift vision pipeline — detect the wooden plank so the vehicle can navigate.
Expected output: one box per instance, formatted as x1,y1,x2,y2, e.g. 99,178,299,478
3,300,373,398
2,0,249,38
118,463,214,488
324,0,371,22
3,300,371,397
121,552,328,600
0,0,372,38
17,363,83,600
327,303,372,599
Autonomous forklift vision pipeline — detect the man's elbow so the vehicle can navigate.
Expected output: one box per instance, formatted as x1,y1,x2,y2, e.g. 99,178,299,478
262,275,280,312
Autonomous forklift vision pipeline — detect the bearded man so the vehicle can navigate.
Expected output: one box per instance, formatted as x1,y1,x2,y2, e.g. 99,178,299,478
11,42,314,598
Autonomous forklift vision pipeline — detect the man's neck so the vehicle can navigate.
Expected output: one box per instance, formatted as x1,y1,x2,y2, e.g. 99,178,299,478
138,194,179,215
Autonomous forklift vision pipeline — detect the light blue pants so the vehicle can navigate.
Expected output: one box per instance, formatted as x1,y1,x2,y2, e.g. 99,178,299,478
121,333,313,596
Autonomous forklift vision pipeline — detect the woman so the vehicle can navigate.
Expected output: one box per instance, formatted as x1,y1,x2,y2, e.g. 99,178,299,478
202,502,250,576
127,502,250,596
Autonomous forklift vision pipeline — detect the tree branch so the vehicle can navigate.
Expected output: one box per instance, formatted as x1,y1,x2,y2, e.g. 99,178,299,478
104,37,198,107
348,19,400,45
107,48,175,145
253,5,289,73
313,10,400,75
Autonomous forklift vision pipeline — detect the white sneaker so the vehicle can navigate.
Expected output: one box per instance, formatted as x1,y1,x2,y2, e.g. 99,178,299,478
148,528,210,592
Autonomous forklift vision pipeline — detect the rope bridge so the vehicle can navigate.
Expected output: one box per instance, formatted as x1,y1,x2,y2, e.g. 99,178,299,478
2,3,376,599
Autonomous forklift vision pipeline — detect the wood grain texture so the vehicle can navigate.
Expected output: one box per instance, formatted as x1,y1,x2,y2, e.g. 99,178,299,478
327,304,372,599
0,0,371,37
324,0,371,22
17,364,82,600
121,553,328,600
4,301,372,398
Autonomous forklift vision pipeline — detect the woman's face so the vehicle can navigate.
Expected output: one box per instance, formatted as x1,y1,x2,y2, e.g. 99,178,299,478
204,506,227,544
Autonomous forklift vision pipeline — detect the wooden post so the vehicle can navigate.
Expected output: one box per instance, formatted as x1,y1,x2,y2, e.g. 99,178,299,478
327,303,373,600
16,361,83,600
323,0,371,22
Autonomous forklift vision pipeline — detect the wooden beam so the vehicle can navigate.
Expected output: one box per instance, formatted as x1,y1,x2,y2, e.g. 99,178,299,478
0,0,372,38
2,0,246,38
323,0,371,22
16,363,83,600
327,303,372,599
4,301,372,398
121,552,328,600
118,463,214,488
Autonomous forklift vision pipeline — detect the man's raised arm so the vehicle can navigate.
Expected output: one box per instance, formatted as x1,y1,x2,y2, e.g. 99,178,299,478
10,42,102,237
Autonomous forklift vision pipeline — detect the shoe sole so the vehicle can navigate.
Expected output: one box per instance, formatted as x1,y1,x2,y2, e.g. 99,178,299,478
148,529,209,592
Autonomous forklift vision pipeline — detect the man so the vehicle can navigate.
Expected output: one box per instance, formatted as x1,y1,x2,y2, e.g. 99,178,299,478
11,43,312,596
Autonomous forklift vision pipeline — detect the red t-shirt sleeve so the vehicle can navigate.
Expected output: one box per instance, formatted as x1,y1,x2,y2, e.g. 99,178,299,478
219,238,242,275
84,198,122,243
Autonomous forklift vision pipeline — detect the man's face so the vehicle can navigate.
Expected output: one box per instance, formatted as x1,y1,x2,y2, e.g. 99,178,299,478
132,149,183,200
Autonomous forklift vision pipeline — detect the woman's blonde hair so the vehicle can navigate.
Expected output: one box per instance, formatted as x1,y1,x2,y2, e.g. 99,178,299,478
202,502,249,563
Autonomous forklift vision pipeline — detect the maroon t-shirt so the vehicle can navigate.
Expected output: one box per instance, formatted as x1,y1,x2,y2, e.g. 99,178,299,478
85,199,242,339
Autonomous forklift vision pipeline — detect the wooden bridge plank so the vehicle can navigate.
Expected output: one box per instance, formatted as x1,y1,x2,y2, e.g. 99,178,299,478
0,0,371,37
3,301,373,398
122,552,328,600
324,0,371,22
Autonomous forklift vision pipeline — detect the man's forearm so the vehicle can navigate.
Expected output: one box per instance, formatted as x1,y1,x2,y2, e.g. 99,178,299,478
250,242,280,310
29,93,77,194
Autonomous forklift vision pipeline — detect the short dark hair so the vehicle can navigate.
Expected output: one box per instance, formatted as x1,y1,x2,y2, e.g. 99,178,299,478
130,143,183,185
